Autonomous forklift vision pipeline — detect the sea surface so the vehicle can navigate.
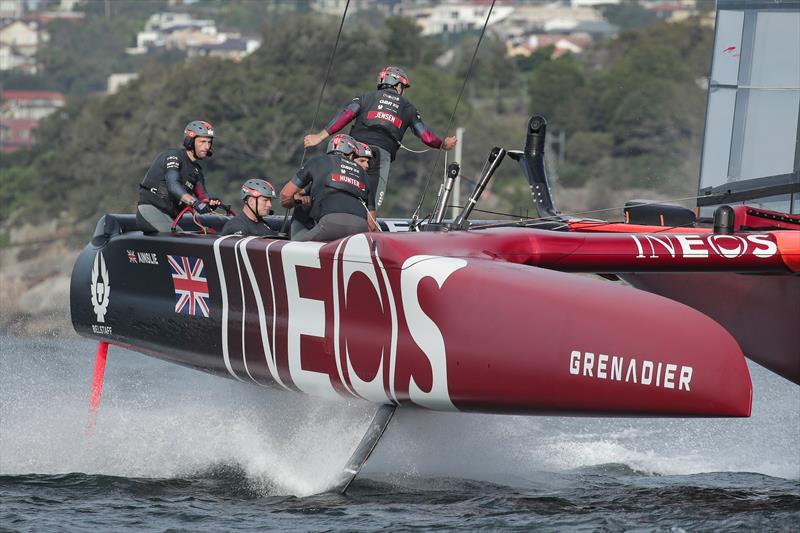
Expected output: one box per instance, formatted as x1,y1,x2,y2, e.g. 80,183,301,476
1,335,798,531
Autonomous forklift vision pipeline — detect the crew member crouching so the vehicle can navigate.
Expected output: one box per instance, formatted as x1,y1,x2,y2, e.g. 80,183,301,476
221,179,278,237
280,134,373,242
137,120,221,233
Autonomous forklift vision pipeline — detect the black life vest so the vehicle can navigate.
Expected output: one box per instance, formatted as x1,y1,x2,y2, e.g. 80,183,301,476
138,149,203,217
349,90,414,155
310,155,369,221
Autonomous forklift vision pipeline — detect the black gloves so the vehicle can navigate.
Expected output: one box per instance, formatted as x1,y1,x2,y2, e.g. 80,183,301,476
192,200,211,214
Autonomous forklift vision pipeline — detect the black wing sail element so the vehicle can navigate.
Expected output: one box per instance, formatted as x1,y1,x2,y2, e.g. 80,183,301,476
698,0,800,216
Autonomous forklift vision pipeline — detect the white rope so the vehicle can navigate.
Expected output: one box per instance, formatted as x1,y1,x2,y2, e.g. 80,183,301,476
399,143,430,154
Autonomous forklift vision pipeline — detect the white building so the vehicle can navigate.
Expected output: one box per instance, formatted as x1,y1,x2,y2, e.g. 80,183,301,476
126,11,261,60
496,4,604,40
396,1,515,35
127,12,216,54
311,0,385,16
107,73,139,95
0,19,47,73
0,90,65,120
569,0,620,7
0,19,47,55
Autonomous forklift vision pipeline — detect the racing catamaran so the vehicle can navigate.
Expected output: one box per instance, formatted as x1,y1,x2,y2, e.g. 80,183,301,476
70,0,799,492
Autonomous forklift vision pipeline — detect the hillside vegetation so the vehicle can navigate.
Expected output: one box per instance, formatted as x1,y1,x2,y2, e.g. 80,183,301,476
0,13,712,232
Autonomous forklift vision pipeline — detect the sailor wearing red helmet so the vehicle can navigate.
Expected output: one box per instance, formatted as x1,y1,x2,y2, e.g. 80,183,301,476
281,134,373,242
221,178,278,237
137,120,221,233
304,66,456,227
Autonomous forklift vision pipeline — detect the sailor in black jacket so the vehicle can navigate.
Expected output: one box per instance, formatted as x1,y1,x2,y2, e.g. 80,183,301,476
303,67,456,225
221,179,278,237
281,134,373,242
137,120,221,233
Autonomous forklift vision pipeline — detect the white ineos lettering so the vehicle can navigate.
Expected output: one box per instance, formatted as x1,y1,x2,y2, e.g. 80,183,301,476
674,235,708,258
746,234,778,257
213,235,246,382
240,238,286,388
284,241,338,399
216,240,467,409
632,234,777,260
401,255,467,410
340,235,391,402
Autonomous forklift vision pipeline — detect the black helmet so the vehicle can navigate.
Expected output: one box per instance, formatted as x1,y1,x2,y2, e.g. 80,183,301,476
241,178,276,202
377,66,410,89
327,134,372,159
183,120,214,150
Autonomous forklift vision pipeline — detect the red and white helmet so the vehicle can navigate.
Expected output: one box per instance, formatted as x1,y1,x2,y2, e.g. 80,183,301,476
327,134,373,159
241,178,276,202
183,120,214,149
377,66,410,89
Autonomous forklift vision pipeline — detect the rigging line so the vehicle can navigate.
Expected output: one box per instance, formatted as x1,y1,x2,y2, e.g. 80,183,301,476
469,206,540,218
399,143,430,154
493,193,709,227
300,0,350,168
554,193,708,220
466,196,704,229
281,0,350,235
409,0,496,229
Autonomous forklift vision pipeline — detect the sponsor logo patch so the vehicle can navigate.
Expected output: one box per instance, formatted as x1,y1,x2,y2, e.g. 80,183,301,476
128,250,159,264
332,173,366,191
569,350,693,391
90,251,110,323
367,110,402,128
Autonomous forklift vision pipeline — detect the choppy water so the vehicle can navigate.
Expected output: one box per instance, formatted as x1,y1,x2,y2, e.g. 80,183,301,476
1,336,798,531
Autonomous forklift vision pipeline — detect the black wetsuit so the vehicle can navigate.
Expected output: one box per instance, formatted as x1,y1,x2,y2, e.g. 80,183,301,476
292,154,371,220
221,212,277,237
138,148,210,217
324,89,443,210
290,154,370,241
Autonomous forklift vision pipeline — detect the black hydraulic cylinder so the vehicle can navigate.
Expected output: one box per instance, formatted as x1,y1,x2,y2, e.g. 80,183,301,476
432,163,460,225
453,147,505,229
509,114,558,218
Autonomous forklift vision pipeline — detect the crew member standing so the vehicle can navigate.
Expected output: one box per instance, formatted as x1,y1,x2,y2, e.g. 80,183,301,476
221,178,278,237
281,134,373,242
303,66,456,224
137,120,221,233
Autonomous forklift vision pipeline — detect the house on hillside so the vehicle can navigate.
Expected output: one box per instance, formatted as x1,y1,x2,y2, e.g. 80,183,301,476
394,1,515,35
644,2,698,22
311,0,389,16
0,19,47,73
107,73,139,95
0,90,64,152
186,37,262,62
127,11,261,61
507,32,593,59
493,3,605,41
0,0,23,21
127,12,217,54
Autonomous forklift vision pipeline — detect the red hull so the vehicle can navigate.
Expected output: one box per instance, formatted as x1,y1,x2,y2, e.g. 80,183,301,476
622,272,800,385
71,226,754,417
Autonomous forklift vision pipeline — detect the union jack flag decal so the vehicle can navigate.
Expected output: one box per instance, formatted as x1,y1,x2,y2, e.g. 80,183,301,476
167,255,210,317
